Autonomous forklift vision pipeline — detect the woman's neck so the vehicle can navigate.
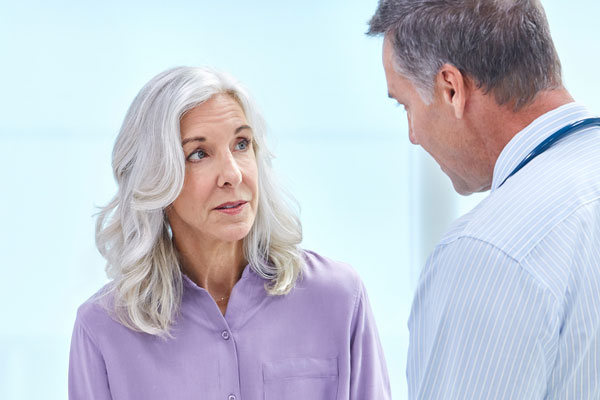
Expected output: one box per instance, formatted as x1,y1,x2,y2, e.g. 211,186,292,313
173,233,246,312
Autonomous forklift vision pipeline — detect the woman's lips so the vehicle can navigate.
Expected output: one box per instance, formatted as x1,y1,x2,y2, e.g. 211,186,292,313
214,201,247,215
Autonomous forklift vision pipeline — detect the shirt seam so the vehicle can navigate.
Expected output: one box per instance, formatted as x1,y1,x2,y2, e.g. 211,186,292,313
426,236,562,398
350,270,363,331
76,310,104,351
456,193,600,263
434,235,560,307
515,195,600,263
75,310,114,398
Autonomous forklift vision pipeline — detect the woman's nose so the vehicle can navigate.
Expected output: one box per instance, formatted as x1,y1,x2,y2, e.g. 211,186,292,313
217,153,242,188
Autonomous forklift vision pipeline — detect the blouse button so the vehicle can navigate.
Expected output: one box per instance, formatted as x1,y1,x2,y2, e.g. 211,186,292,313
228,395,236,400
221,330,230,340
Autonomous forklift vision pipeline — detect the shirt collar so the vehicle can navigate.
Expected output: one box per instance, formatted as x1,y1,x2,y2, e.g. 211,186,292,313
491,102,595,192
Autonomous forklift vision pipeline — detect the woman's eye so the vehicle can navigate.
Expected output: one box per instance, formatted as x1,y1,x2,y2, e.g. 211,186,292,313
235,138,250,151
187,149,207,161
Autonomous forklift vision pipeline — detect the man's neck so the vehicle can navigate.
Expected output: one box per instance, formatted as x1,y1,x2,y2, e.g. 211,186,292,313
479,88,575,173
494,88,573,149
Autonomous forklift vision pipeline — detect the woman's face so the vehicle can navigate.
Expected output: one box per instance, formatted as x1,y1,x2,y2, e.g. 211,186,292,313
167,94,258,245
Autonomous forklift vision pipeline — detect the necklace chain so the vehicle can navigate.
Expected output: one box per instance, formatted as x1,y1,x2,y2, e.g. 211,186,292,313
215,294,230,303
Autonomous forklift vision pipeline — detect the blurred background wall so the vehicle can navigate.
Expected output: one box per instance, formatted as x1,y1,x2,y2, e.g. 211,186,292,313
0,1,598,398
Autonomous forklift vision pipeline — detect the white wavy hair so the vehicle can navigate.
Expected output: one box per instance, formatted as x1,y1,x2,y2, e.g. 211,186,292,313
95,66,304,336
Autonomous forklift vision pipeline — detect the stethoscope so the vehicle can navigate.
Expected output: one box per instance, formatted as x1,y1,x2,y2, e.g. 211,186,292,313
498,117,600,188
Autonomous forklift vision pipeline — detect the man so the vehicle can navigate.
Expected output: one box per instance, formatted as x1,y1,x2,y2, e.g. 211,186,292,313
367,1,600,398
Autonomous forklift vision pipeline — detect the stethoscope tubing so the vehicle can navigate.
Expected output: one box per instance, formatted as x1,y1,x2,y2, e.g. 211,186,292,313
499,117,600,188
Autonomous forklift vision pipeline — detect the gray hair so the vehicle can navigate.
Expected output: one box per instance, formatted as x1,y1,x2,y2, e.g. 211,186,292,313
367,0,563,109
95,66,303,336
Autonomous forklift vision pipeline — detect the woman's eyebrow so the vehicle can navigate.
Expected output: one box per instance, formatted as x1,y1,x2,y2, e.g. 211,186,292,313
181,136,205,146
235,125,252,134
181,125,252,146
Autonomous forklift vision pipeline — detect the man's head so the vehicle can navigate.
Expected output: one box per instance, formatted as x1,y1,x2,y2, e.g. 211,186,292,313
368,0,562,109
368,0,564,194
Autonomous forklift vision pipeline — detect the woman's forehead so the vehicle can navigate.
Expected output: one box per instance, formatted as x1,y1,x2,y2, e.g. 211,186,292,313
180,95,250,142
181,95,246,130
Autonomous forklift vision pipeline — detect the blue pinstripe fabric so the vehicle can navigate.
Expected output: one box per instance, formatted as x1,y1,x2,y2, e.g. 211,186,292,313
408,103,600,399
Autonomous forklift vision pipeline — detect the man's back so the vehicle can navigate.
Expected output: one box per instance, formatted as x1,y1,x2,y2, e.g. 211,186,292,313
408,103,600,398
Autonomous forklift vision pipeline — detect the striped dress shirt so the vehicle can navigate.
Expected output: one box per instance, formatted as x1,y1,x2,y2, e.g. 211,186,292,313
408,103,600,399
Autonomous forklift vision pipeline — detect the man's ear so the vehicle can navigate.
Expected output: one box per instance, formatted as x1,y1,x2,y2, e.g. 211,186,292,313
436,64,468,119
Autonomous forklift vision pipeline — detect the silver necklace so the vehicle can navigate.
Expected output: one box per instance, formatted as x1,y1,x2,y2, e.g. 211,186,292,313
215,294,230,303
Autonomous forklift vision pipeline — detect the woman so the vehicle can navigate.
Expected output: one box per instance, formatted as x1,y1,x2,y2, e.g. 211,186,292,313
69,66,390,399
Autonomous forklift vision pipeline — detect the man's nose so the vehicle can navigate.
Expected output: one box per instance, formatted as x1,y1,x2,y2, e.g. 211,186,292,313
407,114,418,145
409,129,419,145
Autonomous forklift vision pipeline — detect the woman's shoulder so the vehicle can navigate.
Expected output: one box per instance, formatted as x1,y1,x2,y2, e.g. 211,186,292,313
73,283,120,340
297,249,363,299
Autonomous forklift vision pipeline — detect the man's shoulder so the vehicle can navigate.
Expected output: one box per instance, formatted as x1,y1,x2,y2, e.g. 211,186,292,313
450,146,600,262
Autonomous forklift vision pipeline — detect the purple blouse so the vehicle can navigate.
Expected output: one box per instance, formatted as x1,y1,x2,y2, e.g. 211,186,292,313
69,250,391,399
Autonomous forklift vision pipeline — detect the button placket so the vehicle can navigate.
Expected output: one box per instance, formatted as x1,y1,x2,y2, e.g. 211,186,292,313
220,328,238,399
217,289,243,400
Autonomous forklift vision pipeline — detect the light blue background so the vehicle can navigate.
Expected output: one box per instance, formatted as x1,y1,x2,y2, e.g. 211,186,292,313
0,1,598,398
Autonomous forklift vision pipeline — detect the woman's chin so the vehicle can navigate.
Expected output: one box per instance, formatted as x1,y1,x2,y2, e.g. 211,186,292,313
211,225,253,244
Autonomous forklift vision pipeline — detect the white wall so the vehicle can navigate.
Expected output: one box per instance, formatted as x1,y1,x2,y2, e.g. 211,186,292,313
0,1,598,399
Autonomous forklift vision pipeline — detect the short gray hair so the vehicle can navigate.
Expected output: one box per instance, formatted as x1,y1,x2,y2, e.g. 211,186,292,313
367,0,563,109
96,66,303,336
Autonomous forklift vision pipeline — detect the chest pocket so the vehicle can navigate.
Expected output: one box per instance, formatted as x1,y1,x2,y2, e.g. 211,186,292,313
262,357,339,400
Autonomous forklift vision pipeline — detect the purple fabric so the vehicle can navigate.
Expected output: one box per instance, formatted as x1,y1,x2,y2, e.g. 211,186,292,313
69,250,391,399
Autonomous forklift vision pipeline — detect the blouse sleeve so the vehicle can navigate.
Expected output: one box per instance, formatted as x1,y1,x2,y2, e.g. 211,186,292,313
68,317,113,400
349,281,392,400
